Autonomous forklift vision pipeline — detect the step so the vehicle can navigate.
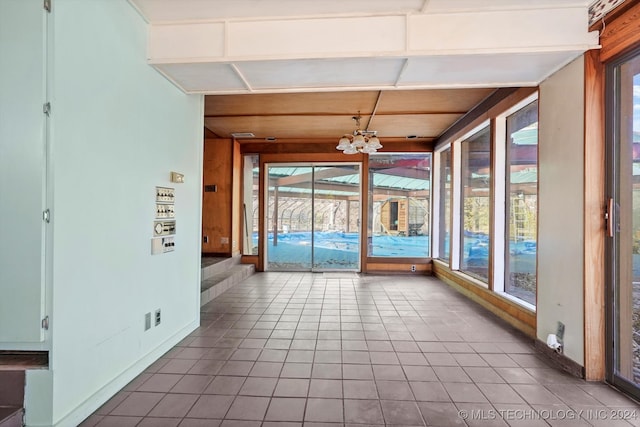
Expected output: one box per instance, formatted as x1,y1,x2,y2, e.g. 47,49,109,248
201,255,241,280
201,264,255,306
0,407,22,427
0,371,24,408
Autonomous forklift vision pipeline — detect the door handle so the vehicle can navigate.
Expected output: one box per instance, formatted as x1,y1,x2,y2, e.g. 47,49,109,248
606,198,614,237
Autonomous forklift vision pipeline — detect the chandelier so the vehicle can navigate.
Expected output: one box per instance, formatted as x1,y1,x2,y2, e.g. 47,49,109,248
336,113,382,155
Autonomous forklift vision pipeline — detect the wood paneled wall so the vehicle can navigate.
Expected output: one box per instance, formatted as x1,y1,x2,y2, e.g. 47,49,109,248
202,138,233,255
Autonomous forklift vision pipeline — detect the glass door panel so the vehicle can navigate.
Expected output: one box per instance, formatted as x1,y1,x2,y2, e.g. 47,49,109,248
609,50,640,397
312,165,360,270
266,164,361,271
266,166,313,270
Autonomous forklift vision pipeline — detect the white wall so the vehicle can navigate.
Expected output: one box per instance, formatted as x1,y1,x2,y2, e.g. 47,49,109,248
23,1,204,425
537,56,585,365
0,0,47,344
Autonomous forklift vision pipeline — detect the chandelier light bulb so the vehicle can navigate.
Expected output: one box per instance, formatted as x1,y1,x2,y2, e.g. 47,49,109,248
353,134,366,148
337,112,383,154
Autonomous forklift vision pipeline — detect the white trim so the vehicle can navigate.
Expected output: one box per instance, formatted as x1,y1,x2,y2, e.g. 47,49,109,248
495,92,539,305
431,151,441,259
451,139,462,270
499,92,539,118
493,116,507,293
456,121,491,280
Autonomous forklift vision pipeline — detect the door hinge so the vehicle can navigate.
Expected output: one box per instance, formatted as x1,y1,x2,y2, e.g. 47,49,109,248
43,209,50,223
44,0,51,13
43,102,51,116
41,316,49,330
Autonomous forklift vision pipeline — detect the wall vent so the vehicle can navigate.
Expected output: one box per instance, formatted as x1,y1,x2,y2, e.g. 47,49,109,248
231,132,255,139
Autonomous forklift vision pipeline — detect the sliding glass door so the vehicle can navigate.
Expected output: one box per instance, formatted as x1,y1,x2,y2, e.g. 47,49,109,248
607,48,640,399
266,163,361,271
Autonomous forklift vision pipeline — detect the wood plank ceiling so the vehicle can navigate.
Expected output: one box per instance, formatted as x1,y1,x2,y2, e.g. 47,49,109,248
204,88,496,144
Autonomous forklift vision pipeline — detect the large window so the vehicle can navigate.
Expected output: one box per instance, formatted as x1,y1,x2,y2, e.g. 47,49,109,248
438,148,452,261
460,126,491,282
368,153,431,257
505,100,538,305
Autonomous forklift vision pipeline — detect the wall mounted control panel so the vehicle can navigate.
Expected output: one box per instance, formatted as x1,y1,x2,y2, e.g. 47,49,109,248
152,186,176,255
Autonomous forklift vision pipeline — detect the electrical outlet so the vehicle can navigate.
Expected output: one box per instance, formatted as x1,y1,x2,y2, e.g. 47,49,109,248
155,309,161,326
411,264,416,272
221,237,229,244
556,321,565,341
145,313,151,331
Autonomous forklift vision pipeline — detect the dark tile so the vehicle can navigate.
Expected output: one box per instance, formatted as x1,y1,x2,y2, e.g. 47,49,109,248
204,376,245,395
432,366,472,383
344,399,384,424
418,401,466,426
464,367,505,384
274,378,309,397
187,394,234,418
454,353,489,367
110,392,165,416
218,361,254,376
159,359,198,374
225,396,270,420
148,393,199,417
344,380,379,399
315,350,342,363
239,377,278,396
478,383,526,404
264,397,306,421
258,349,288,362
230,349,261,361
372,364,406,381
304,398,344,423
410,381,451,402
203,348,234,360
309,379,343,398
376,380,414,400
95,415,142,426
138,374,183,392
137,417,182,427
380,400,424,425
480,354,519,368
281,362,312,378
188,359,225,375
248,361,282,377
512,384,560,405
312,363,342,379
404,365,438,382
369,352,400,365
171,375,213,394
398,352,429,366
342,364,374,380
96,392,131,415
220,419,261,426
290,339,316,350
443,382,488,403
286,350,315,363
179,419,221,427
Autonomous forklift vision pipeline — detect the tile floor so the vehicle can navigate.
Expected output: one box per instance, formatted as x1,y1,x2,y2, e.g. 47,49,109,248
83,273,640,426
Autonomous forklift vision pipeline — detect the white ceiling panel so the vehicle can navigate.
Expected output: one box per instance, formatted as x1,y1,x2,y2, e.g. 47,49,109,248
154,63,247,92
237,58,407,90
130,0,423,23
398,51,582,87
423,0,590,13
